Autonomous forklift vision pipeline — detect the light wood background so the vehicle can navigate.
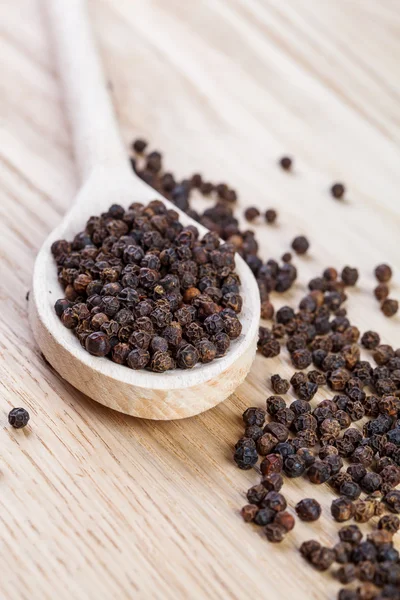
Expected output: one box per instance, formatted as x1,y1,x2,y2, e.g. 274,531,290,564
1,1,400,599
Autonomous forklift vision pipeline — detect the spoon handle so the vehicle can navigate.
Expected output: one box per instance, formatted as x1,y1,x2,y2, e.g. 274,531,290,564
45,0,128,182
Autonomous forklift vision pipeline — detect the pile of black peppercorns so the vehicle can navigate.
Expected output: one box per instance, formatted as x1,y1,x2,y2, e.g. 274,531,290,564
68,139,398,598
52,200,243,371
130,140,300,320
128,139,399,599
301,519,400,599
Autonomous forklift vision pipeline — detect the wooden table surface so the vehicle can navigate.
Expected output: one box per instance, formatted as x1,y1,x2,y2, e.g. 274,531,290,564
1,1,400,598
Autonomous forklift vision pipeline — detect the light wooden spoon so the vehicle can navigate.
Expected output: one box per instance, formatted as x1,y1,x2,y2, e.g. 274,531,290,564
29,0,260,419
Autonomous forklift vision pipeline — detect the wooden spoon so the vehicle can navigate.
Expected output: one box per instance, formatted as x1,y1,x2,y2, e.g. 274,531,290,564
29,0,260,419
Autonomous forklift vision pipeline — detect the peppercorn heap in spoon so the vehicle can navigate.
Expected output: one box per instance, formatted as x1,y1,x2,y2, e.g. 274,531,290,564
29,0,259,419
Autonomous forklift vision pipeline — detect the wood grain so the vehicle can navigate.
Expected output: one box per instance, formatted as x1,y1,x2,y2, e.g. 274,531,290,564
0,0,399,598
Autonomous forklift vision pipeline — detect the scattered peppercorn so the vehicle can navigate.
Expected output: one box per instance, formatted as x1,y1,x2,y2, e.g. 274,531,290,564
279,156,292,171
331,497,355,522
132,138,148,153
244,207,260,222
375,264,392,283
240,504,259,522
295,498,321,522
265,209,277,224
291,236,310,255
8,407,30,429
381,298,399,318
331,183,346,199
374,283,389,302
265,523,286,543
341,266,359,286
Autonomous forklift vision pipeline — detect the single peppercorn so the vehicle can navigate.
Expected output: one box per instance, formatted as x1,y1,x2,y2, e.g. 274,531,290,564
85,331,111,356
262,473,283,492
295,498,321,522
308,461,332,484
378,514,400,533
244,207,260,222
384,490,400,513
341,266,359,286
265,523,286,543
309,547,335,571
339,480,362,501
243,407,266,427
381,298,399,317
331,497,355,522
253,507,276,526
375,264,392,283
246,484,267,505
361,330,380,350
240,504,259,522
331,182,346,199
360,472,382,494
265,209,277,224
260,454,283,476
8,407,30,429
374,283,389,302
132,138,147,153
274,511,295,532
233,443,258,470
291,235,309,255
353,499,376,523
284,455,306,478
279,156,292,170
260,300,275,320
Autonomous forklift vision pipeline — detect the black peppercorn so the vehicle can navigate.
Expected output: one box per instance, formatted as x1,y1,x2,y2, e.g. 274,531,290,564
296,498,321,522
331,182,345,199
234,443,258,470
8,407,30,429
331,497,355,522
291,236,309,255
279,156,292,171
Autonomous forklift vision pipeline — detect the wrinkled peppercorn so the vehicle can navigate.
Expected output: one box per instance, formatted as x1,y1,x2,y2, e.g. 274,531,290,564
331,497,355,522
308,461,332,484
378,514,400,533
254,507,276,526
265,523,286,543
296,498,321,522
234,443,258,470
381,298,399,317
384,490,400,513
284,455,306,478
309,547,335,571
240,504,259,522
8,407,30,429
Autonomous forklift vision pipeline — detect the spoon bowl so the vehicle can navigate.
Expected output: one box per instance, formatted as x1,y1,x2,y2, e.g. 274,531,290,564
29,0,260,419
